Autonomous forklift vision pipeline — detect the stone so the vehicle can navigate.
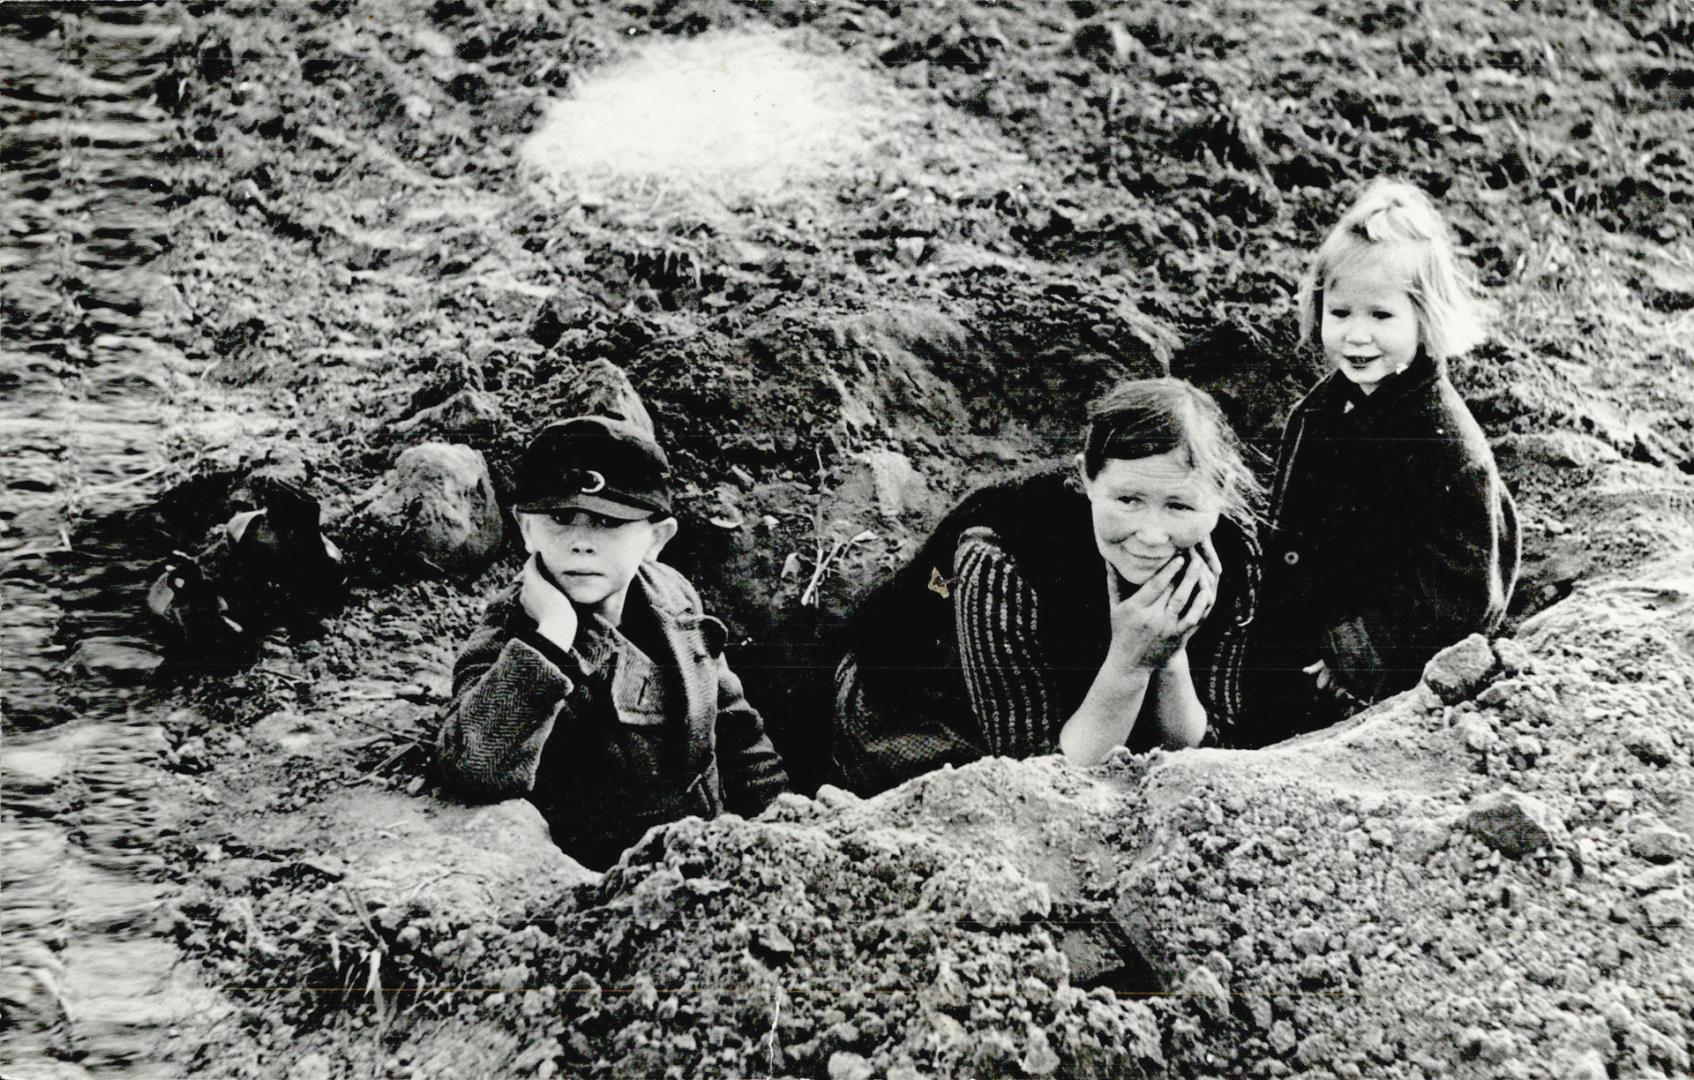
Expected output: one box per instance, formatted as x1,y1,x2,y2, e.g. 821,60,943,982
1493,638,1533,676
1628,826,1690,863
1622,727,1676,767
1562,1048,1608,1080
1463,791,1565,858
357,443,503,575
1640,888,1686,928
1020,1026,1061,1076
390,387,503,440
1457,715,1498,752
1179,965,1230,1022
288,1053,331,1080
66,637,163,684
827,1051,875,1080
1423,634,1499,704
1072,21,1134,64
1627,864,1682,893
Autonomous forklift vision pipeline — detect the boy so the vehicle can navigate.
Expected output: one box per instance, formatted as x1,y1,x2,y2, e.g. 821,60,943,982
436,413,789,870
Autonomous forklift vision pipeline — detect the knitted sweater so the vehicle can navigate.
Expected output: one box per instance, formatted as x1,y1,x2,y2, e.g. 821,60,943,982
834,466,1259,793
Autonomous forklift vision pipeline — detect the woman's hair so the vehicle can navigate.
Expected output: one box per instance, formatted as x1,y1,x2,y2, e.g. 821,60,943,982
1083,378,1261,526
1296,179,1486,361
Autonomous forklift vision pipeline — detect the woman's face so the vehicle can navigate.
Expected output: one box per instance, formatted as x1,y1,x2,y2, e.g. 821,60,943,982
1083,449,1222,585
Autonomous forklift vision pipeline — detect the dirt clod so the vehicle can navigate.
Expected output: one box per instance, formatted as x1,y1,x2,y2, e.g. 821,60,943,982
1463,790,1566,858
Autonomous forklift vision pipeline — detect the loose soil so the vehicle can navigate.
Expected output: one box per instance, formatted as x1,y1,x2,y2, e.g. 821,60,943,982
4,0,1693,1078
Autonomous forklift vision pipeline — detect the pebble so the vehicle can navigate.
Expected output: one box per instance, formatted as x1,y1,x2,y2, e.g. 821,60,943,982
1622,727,1675,766
1458,715,1498,751
1462,791,1565,858
1628,826,1690,863
1019,1026,1061,1076
287,1053,331,1080
1561,1048,1608,1080
1423,634,1499,704
1640,888,1687,928
1494,638,1532,676
1269,1019,1298,1055
1628,864,1682,894
827,1051,874,1080
1179,965,1230,1021
67,636,163,684
1603,788,1635,811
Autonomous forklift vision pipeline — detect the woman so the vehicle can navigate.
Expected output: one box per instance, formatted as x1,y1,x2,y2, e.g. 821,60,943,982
830,378,1261,795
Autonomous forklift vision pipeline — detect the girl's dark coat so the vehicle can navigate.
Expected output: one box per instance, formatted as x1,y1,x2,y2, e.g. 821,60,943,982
1261,352,1519,703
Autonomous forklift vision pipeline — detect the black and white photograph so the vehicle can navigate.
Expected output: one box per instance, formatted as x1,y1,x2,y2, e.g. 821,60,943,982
4,0,1692,1076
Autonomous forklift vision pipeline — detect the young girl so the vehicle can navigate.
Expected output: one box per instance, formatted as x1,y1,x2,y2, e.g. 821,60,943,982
1247,179,1520,743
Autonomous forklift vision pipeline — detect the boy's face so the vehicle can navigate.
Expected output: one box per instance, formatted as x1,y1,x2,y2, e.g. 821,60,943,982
519,510,677,616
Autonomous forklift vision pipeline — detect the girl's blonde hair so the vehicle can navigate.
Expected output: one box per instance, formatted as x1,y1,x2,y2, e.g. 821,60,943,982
1296,179,1486,361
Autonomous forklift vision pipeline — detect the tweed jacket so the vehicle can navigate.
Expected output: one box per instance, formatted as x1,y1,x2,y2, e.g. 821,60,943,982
437,560,789,869
1262,352,1519,701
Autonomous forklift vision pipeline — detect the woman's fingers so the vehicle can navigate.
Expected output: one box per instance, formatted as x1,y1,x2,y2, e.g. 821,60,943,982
1127,553,1185,607
1196,535,1223,580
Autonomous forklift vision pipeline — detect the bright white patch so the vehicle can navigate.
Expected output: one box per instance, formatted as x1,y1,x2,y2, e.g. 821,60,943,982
523,30,881,195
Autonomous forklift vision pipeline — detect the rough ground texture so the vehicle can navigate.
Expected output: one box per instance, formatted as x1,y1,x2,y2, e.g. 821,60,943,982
4,0,1693,1077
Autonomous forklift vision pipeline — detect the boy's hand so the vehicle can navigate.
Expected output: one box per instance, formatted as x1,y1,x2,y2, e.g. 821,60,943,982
520,553,578,651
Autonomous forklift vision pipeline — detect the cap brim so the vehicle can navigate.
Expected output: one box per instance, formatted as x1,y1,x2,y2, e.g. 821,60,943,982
515,492,664,521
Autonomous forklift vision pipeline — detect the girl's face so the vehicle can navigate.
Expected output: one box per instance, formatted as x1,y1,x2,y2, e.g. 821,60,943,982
1083,449,1222,586
1321,243,1422,395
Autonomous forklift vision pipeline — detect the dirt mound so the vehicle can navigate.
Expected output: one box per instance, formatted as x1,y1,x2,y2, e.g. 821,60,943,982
7,0,1694,1076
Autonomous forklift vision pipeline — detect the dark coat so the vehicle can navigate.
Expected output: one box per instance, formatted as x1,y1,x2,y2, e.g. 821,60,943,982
436,560,789,869
837,465,1260,789
1260,353,1519,704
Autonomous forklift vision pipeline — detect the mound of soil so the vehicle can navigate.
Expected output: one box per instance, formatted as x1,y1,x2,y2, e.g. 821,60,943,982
5,0,1693,1077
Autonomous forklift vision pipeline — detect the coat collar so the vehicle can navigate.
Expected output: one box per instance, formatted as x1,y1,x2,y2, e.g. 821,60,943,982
1304,350,1440,418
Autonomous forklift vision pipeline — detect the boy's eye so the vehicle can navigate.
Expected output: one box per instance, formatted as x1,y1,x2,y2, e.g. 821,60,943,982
1328,308,1348,318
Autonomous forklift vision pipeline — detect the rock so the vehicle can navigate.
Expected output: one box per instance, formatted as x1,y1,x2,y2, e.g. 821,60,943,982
552,358,655,434
287,1053,331,1080
1269,1019,1298,1055
1179,965,1230,1022
1640,888,1686,928
843,447,929,521
827,1051,875,1080
919,857,1051,929
1463,791,1565,858
1493,638,1533,676
1457,714,1498,752
1627,864,1682,893
1072,21,1134,64
1423,635,1499,704
1562,1048,1608,1080
1622,726,1676,767
391,387,503,440
252,709,335,755
1628,826,1690,863
1020,1026,1061,1075
67,637,163,684
357,443,503,575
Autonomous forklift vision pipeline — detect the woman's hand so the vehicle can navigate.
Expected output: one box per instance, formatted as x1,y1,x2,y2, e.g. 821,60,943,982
1108,543,1218,670
520,553,578,651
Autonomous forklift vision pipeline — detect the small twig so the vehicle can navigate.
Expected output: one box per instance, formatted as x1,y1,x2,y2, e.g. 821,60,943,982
800,529,876,608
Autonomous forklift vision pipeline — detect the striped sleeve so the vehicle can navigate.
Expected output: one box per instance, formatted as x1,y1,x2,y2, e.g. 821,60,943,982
952,527,1058,759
